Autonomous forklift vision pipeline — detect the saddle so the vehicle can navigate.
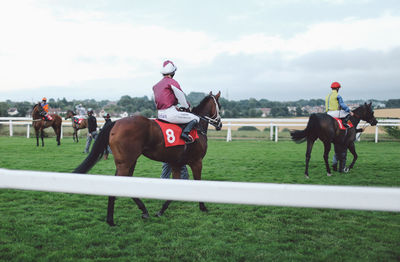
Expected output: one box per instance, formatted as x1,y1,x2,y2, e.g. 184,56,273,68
155,119,199,147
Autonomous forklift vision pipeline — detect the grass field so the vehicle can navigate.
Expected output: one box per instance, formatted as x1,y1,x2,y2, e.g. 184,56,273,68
0,136,399,261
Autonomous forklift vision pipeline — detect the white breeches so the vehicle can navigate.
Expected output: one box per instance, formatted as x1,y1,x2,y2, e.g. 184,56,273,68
157,106,200,124
327,110,349,118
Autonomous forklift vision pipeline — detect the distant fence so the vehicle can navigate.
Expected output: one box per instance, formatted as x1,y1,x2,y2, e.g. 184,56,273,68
222,118,400,143
1,117,400,143
1,168,399,212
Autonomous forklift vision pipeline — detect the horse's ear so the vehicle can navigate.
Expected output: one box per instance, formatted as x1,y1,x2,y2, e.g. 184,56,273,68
215,91,221,99
209,91,212,96
368,102,372,107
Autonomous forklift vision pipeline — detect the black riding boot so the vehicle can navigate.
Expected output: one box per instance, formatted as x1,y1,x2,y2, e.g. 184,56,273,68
181,120,198,143
341,114,351,128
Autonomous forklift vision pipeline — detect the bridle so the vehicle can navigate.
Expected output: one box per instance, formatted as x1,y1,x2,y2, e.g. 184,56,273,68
198,95,222,129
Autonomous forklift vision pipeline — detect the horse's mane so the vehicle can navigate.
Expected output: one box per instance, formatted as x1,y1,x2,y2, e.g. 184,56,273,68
192,95,219,114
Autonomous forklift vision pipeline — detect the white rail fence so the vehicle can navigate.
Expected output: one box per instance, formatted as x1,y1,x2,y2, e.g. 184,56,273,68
1,168,399,212
1,117,400,143
222,118,400,143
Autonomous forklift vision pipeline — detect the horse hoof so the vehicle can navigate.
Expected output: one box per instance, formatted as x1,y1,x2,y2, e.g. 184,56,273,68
304,175,310,179
155,212,163,217
327,173,332,177
107,221,116,227
142,213,150,219
200,207,209,213
344,167,349,173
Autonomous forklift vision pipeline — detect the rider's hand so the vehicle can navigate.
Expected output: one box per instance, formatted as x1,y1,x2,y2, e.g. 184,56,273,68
350,112,354,116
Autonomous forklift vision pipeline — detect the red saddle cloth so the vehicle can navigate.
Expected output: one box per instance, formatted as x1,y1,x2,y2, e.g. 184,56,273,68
334,117,353,130
155,119,199,147
73,117,84,124
43,115,53,121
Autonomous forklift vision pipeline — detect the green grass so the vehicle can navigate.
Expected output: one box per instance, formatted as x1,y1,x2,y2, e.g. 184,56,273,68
0,137,399,261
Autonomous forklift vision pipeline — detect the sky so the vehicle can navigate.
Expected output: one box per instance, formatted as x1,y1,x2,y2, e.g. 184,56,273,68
0,0,399,102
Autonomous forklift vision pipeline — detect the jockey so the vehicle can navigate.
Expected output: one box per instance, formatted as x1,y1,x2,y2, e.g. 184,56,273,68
75,104,87,119
325,82,354,128
40,97,50,120
152,60,199,143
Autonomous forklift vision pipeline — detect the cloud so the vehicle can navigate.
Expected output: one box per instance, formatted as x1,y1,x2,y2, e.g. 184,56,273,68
0,1,399,101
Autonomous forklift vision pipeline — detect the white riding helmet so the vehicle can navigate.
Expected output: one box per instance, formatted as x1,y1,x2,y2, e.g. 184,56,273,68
160,60,177,75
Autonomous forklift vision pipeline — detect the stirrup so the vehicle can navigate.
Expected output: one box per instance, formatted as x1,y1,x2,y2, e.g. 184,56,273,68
181,134,194,144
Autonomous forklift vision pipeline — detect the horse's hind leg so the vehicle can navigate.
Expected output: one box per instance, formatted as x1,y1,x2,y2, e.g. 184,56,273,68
106,160,149,226
156,166,182,217
52,125,61,146
323,142,332,176
304,139,316,178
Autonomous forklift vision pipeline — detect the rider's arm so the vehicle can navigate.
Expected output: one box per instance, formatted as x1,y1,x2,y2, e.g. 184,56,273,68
337,95,350,112
171,85,189,109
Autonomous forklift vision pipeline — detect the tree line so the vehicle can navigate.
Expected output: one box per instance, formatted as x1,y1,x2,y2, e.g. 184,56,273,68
0,93,397,118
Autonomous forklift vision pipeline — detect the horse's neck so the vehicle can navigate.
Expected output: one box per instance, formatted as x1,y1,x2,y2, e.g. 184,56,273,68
351,107,364,126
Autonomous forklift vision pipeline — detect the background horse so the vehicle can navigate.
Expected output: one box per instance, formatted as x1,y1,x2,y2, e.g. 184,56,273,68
74,92,222,226
290,102,377,178
32,103,62,147
65,110,88,142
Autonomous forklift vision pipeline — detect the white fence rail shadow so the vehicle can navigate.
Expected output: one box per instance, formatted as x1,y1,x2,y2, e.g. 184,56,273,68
1,117,400,143
1,168,399,212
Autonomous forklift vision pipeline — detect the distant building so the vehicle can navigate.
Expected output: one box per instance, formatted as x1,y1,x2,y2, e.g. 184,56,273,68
287,106,297,114
258,108,271,117
302,105,325,114
7,108,19,116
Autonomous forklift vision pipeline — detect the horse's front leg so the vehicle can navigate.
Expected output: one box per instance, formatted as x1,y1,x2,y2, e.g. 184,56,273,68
346,142,357,171
190,160,208,212
107,196,116,226
41,129,45,147
35,129,39,147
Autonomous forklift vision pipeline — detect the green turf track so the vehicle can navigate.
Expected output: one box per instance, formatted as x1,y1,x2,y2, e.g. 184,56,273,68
0,136,399,261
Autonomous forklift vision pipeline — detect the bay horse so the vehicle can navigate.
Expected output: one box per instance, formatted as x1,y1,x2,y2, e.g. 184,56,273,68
65,110,88,142
74,92,222,226
290,102,378,178
32,103,62,147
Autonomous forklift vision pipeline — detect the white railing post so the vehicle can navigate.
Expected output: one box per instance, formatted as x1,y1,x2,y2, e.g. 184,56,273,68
9,120,13,137
226,123,232,142
275,125,278,142
270,122,273,141
61,125,63,139
27,124,30,138
375,126,379,143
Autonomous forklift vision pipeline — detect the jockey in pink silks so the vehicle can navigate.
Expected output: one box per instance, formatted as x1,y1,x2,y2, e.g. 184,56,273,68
153,60,199,143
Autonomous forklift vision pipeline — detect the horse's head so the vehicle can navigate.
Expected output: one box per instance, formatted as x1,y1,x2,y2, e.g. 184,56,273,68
65,110,76,120
32,103,46,119
355,102,378,126
193,91,222,131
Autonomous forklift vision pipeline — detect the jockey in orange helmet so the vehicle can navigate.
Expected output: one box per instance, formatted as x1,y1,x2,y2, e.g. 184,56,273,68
40,97,50,120
41,97,49,113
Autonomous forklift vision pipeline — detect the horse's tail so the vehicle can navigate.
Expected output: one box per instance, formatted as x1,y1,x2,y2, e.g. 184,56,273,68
73,121,116,174
290,114,319,143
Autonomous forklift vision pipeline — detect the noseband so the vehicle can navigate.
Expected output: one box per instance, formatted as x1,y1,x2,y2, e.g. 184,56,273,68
200,95,221,128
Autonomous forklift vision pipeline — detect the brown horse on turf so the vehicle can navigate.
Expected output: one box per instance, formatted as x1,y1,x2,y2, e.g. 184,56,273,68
290,102,377,178
74,92,222,226
32,103,62,147
65,110,88,142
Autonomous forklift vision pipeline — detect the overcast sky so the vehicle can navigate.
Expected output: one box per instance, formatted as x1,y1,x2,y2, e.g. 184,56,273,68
1,0,399,102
